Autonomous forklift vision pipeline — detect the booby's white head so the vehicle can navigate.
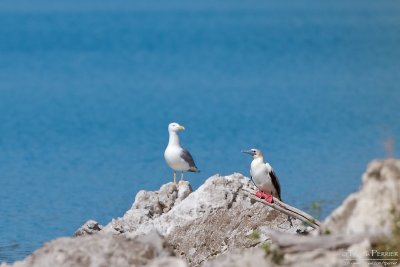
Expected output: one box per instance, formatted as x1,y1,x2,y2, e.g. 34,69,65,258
168,122,185,133
241,148,263,159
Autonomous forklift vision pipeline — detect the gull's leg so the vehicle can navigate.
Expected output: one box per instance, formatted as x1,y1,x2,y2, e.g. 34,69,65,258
180,171,184,181
173,171,177,185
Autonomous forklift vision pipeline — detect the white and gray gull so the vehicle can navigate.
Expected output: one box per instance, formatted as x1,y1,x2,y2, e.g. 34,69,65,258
164,122,200,185
242,148,281,203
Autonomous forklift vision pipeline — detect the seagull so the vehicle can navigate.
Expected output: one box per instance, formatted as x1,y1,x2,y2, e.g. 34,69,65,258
241,148,281,203
164,122,200,186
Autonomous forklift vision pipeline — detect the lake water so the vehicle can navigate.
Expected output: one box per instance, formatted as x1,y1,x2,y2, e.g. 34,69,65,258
0,0,399,263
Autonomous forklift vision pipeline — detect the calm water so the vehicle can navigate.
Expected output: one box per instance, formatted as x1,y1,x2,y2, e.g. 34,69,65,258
0,0,399,263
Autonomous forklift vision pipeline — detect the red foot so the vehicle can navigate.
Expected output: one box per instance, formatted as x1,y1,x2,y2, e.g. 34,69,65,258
255,191,274,203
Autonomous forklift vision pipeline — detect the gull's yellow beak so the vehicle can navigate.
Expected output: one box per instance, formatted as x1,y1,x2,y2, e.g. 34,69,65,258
178,125,185,131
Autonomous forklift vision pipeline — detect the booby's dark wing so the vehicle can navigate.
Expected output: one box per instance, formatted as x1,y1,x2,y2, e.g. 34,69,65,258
180,149,199,172
269,170,281,200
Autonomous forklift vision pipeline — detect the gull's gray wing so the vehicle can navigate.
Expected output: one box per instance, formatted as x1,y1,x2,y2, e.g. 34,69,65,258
180,149,199,172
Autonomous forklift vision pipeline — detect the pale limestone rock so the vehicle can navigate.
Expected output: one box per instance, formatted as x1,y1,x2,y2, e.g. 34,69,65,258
176,180,192,204
116,174,299,238
5,233,173,267
280,238,373,267
201,247,271,267
102,180,192,234
147,257,188,267
104,173,301,266
74,220,103,237
324,159,400,234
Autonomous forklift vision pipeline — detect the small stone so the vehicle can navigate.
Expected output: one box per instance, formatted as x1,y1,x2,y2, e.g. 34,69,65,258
74,220,103,237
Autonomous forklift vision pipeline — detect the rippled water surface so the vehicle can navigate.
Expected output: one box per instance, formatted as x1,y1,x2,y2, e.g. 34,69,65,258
0,0,399,263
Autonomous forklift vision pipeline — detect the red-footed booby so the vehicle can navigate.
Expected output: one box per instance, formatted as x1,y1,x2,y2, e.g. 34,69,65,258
242,148,281,203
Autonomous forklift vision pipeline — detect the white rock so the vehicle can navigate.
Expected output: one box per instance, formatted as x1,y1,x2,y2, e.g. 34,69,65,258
5,233,174,267
202,247,270,267
103,173,302,266
74,220,103,237
147,257,188,267
324,159,400,234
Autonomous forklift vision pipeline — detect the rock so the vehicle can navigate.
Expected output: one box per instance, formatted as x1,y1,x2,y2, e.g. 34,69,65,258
105,173,302,266
102,181,192,234
276,237,374,267
74,220,103,237
165,189,292,266
324,159,400,234
5,233,174,267
176,180,192,204
202,247,270,267
146,257,188,267
111,173,300,235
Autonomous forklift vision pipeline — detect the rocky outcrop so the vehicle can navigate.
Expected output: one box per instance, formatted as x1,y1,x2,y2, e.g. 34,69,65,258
3,231,184,267
74,220,103,237
202,247,269,267
102,180,193,235
104,173,300,265
159,176,297,265
324,159,400,234
3,159,399,267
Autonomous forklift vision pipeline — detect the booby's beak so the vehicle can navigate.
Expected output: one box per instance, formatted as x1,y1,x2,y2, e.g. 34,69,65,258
241,150,254,155
178,125,185,131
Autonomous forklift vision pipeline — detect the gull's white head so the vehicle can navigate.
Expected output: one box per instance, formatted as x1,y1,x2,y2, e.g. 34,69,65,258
241,148,263,159
168,122,185,133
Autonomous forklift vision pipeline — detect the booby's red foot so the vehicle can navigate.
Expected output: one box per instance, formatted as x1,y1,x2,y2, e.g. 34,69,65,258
265,194,274,203
255,191,274,203
255,191,264,198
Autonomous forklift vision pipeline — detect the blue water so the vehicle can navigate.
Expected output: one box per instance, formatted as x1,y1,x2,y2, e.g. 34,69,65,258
1,0,399,263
